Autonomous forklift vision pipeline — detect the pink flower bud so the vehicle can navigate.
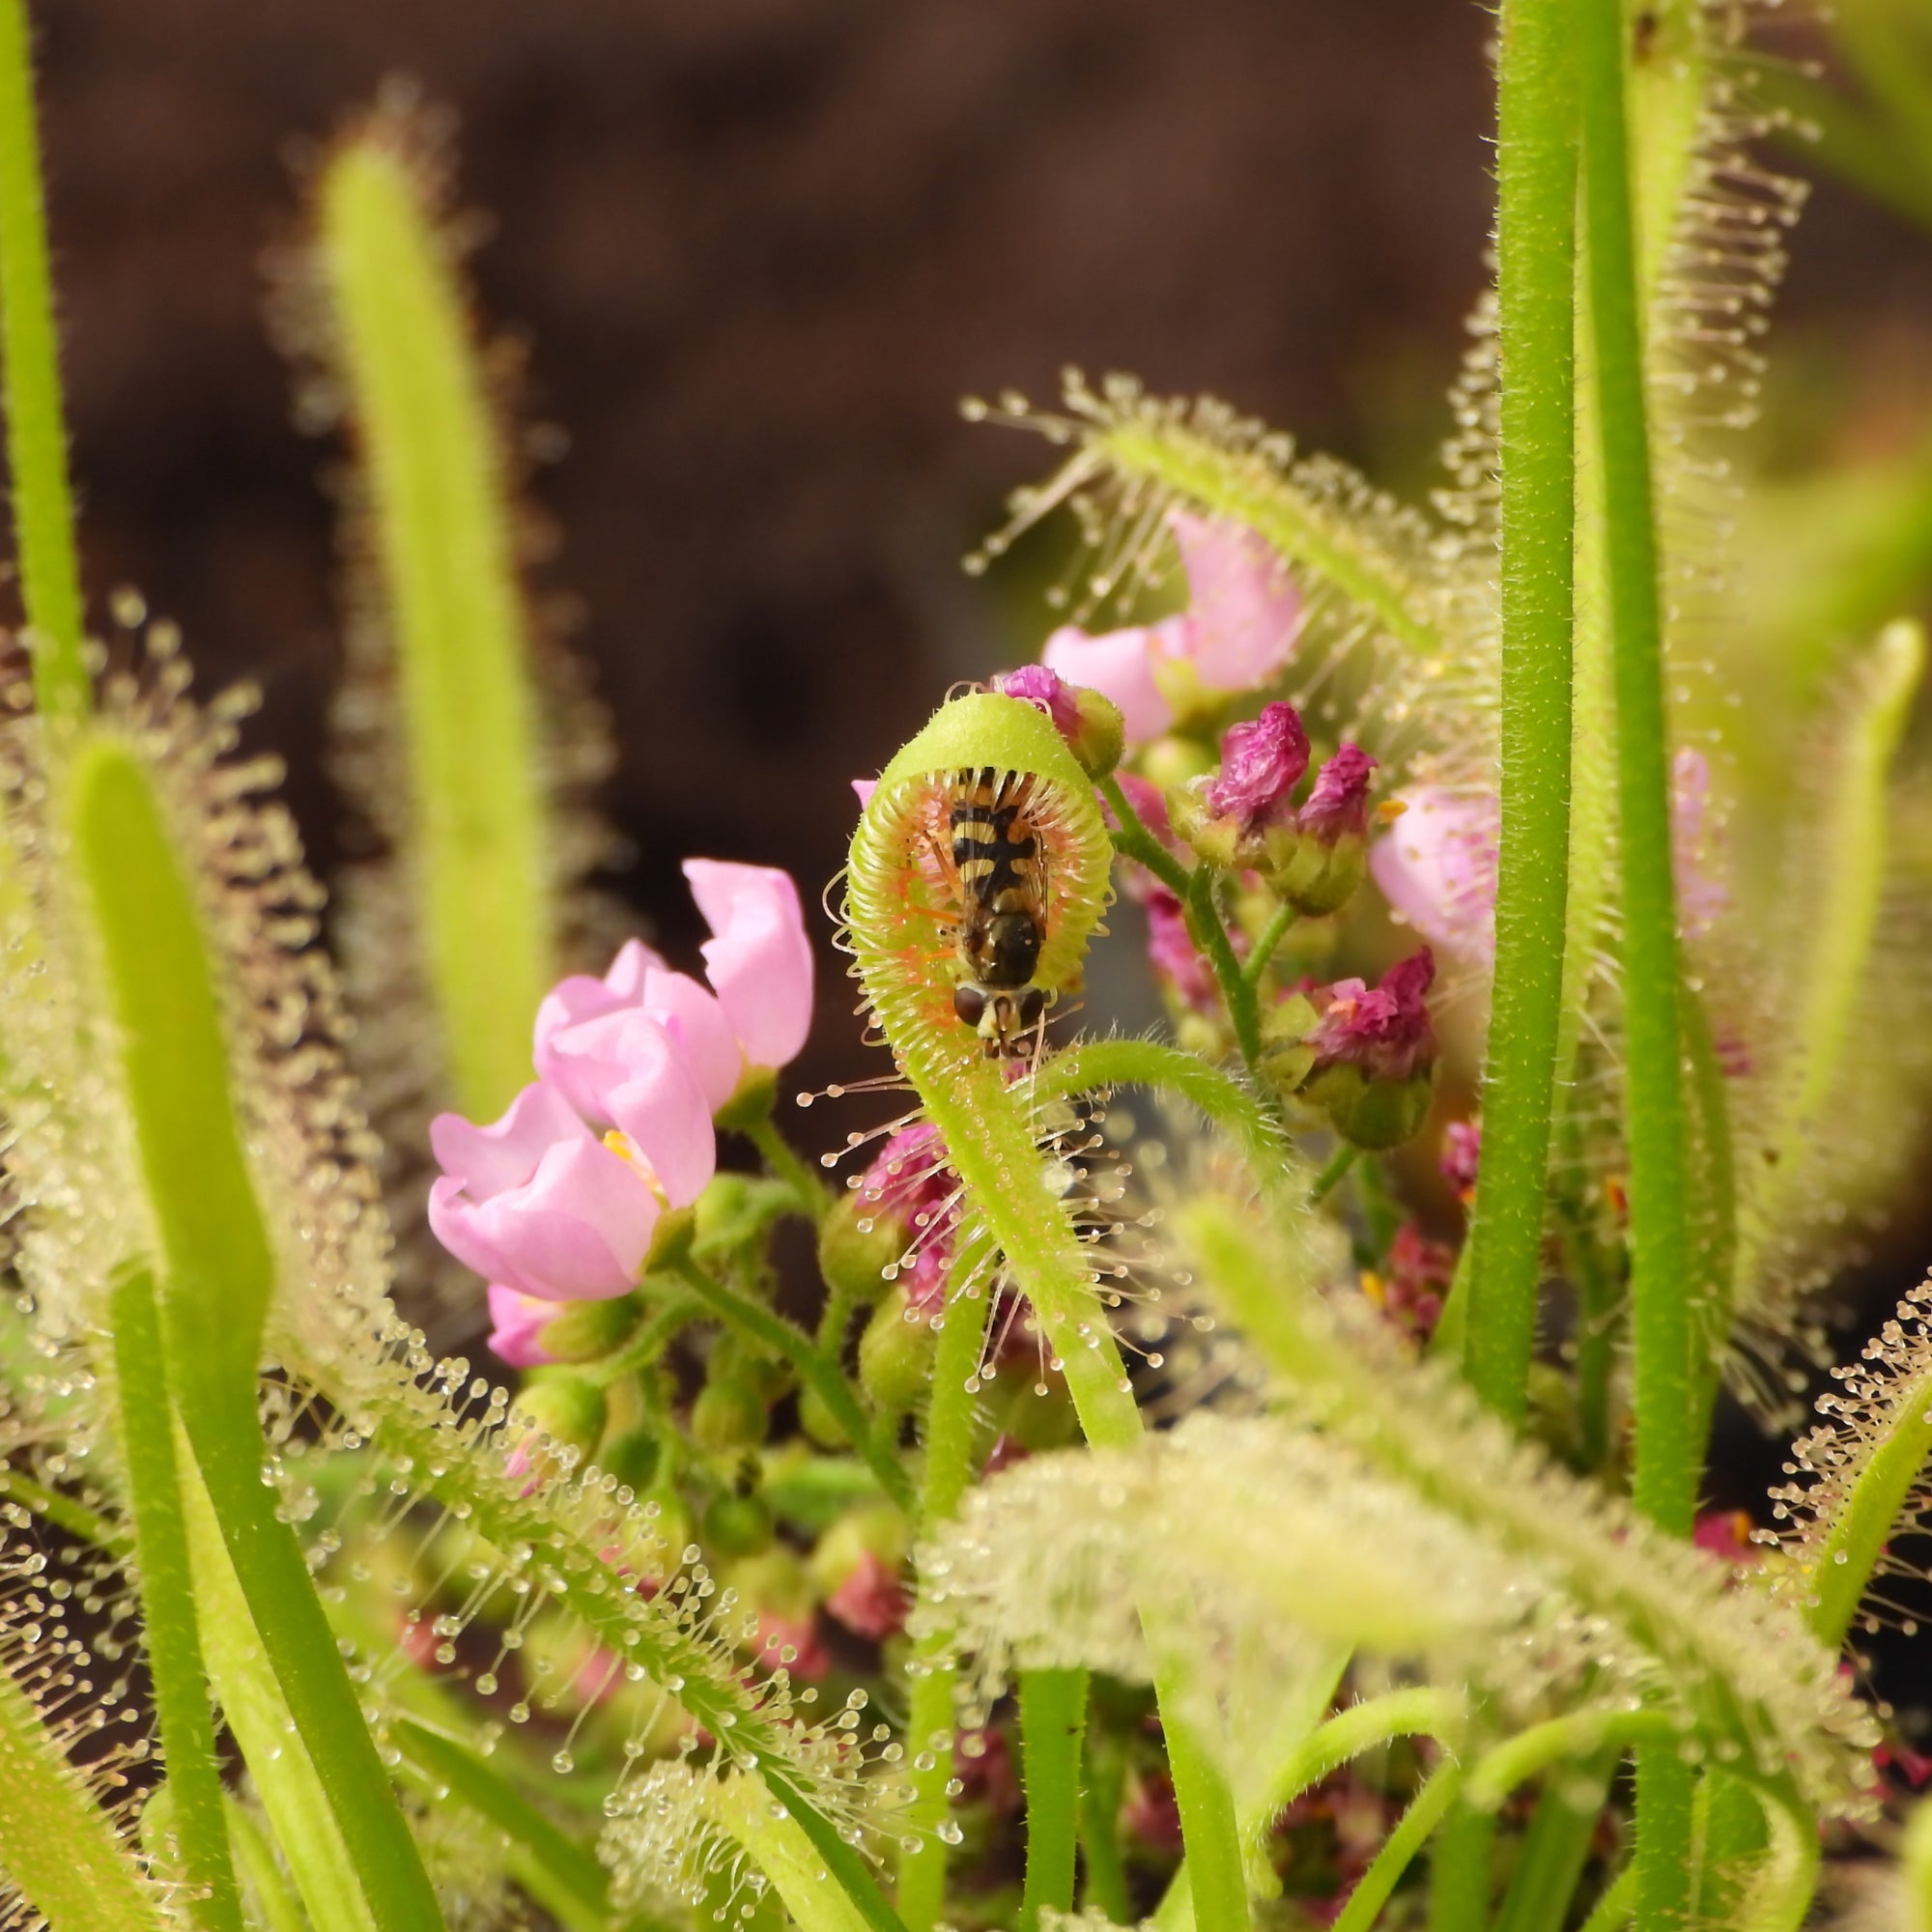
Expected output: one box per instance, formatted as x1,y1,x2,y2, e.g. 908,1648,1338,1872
990,664,1083,740
486,1284,561,1368
1439,1119,1481,1201
429,1081,665,1302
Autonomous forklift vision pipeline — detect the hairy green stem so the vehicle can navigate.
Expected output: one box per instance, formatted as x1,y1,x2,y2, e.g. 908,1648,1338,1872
1463,0,1577,1422
1080,1719,1132,1923
316,134,553,1122
0,0,88,718
1467,1711,1671,1811
1492,1748,1617,1932
897,1277,995,1932
1017,1668,1087,1932
225,1800,308,1932
0,1463,126,1551
1580,1868,1636,1932
1333,1762,1464,1932
110,1269,244,1932
1242,900,1296,984
1030,1036,1291,1189
743,1109,833,1225
669,1256,912,1511
1425,1803,1495,1932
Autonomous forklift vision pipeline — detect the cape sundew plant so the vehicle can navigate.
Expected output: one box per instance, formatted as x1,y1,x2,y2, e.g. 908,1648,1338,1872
12,1,1932,1929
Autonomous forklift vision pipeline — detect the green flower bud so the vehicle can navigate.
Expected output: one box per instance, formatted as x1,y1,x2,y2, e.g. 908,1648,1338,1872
817,1189,903,1315
1299,1060,1435,1151
511,1373,608,1458
536,1291,643,1364
692,1374,767,1454
693,1171,795,1261
703,1489,775,1559
857,1286,937,1412
797,1382,846,1450
599,1425,662,1494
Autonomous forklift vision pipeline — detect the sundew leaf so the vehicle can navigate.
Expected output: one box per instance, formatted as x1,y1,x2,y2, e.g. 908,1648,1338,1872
305,108,558,1127
0,1652,166,1932
62,731,444,1932
1180,1200,1878,1820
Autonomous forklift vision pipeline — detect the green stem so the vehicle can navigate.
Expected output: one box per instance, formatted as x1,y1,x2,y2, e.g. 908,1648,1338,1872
0,0,88,719
1017,1668,1086,1932
1492,1749,1617,1932
743,1110,833,1224
225,1800,309,1932
1466,1711,1672,1811
1241,900,1296,985
897,1277,995,1932
1309,1145,1358,1205
583,1293,699,1388
1580,1867,1635,1932
1580,0,1691,1539
1463,0,1577,1423
1332,1761,1465,1932
1185,867,1262,1065
1100,775,1192,896
1425,1803,1495,1932
1079,1719,1131,1924
110,1270,244,1932
669,1256,913,1511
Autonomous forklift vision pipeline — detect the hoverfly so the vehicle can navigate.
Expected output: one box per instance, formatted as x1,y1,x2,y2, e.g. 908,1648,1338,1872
938,765,1053,1057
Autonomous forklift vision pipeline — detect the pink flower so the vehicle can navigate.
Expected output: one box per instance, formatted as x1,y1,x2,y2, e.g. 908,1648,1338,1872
825,1550,909,1641
1671,747,1728,940
1146,885,1218,1013
1040,510,1301,745
486,1284,560,1368
1043,620,1179,743
858,1123,959,1312
1439,1119,1481,1201
684,860,815,1075
1369,788,1501,967
429,1081,671,1303
1206,701,1310,828
755,1612,831,1682
1308,952,1437,1085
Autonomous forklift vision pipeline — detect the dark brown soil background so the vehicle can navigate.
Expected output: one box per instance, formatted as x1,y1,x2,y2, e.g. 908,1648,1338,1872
14,3,1932,1295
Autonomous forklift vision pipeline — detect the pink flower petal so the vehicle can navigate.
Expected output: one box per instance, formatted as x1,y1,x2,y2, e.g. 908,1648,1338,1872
1041,624,1175,743
602,1024,719,1208
429,1081,595,1200
683,860,815,1073
1169,508,1301,690
486,1284,559,1369
1368,789,1501,967
852,778,878,810
640,968,743,1114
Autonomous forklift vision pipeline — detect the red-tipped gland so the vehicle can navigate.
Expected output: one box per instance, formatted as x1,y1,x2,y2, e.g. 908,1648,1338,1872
1295,950,1438,1150
991,665,1125,781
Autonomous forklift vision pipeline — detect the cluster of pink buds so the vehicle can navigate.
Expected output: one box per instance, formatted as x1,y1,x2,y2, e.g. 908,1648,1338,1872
427,861,814,1368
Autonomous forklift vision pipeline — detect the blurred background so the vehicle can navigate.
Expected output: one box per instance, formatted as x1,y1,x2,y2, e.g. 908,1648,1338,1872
13,3,1932,1314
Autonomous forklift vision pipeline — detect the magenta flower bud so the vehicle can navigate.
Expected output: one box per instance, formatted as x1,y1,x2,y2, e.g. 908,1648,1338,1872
1207,700,1309,824
1296,951,1438,1150
1299,743,1377,844
991,664,1125,781
429,1081,667,1302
